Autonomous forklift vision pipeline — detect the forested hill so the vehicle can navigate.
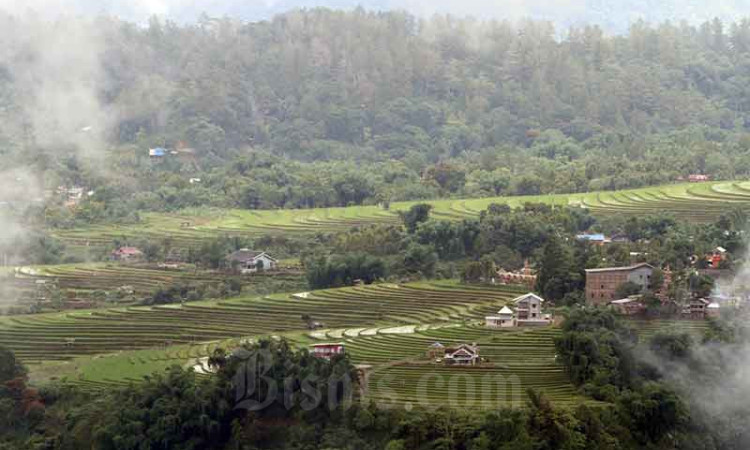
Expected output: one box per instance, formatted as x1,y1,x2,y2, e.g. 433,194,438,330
72,0,750,33
5,9,750,222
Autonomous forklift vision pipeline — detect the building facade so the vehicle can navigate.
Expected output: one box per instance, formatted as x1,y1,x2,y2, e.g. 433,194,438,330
226,249,278,273
311,343,345,359
585,263,654,305
485,306,515,328
443,343,480,366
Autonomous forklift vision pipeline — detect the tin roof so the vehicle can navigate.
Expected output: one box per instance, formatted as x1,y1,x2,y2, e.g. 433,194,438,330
585,262,654,273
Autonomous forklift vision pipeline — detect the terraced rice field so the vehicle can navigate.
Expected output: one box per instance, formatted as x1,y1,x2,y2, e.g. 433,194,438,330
344,325,586,409
629,319,710,339
53,181,750,247
0,282,526,364
7,277,708,408
11,263,304,301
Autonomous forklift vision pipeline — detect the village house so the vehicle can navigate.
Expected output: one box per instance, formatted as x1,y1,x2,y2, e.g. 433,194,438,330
486,293,552,328
426,342,445,359
585,263,655,305
609,297,646,316
688,174,710,182
310,343,345,360
682,298,710,319
149,147,167,157
442,343,480,366
57,185,93,208
111,247,144,262
485,306,516,328
707,247,727,268
226,249,278,273
513,293,552,326
576,233,609,246
495,260,536,288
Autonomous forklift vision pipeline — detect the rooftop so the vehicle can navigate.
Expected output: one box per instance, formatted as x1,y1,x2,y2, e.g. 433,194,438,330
585,262,654,273
512,293,545,304
610,298,641,305
576,233,606,241
113,247,142,255
227,249,276,263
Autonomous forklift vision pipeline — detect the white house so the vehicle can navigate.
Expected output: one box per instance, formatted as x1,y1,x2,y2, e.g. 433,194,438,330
226,249,278,273
513,293,552,326
485,306,516,328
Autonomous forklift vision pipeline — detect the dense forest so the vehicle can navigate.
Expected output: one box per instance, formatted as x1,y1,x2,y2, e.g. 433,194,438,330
5,10,750,225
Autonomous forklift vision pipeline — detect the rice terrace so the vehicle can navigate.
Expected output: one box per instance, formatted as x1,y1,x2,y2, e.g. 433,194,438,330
6,3,750,446
0,279,708,408
53,181,750,247
2,182,719,409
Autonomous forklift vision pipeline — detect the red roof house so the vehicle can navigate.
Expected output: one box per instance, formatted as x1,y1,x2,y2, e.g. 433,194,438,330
310,343,345,360
111,247,144,262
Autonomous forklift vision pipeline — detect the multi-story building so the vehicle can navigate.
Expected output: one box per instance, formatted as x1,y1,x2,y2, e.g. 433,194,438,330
585,263,654,305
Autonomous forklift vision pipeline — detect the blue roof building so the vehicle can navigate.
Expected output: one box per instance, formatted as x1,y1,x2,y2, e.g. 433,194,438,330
149,147,167,157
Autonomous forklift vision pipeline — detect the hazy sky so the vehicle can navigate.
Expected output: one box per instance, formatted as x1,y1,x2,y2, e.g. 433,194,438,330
1,0,749,31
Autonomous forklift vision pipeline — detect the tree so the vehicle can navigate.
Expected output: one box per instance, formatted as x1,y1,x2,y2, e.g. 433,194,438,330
402,244,437,278
399,204,433,233
306,253,387,289
535,235,579,302
649,331,693,360
461,261,483,283
688,272,714,298
0,346,26,384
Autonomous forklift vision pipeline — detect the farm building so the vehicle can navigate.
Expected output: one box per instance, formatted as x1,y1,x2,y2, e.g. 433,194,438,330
111,247,144,262
226,249,278,273
585,263,655,305
442,343,480,366
688,174,710,182
485,306,515,328
310,343,345,359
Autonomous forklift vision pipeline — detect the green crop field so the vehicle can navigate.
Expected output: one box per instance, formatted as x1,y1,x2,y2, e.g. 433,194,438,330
52,181,750,248
10,262,304,304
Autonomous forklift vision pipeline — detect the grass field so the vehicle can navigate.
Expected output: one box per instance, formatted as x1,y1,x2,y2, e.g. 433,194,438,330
51,181,750,247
